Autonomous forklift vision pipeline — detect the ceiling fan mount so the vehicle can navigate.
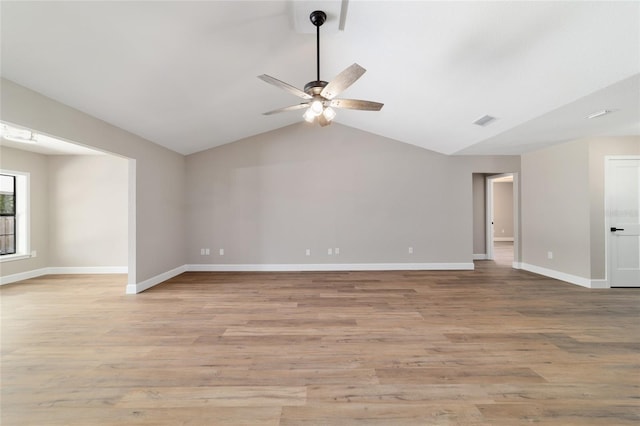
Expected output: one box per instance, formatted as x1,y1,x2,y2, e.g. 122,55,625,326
309,10,327,27
258,9,383,126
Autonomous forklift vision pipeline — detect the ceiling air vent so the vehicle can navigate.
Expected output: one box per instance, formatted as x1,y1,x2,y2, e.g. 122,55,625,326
586,109,614,119
472,115,497,126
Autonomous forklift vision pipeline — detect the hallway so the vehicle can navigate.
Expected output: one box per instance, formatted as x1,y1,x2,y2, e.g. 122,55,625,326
493,240,514,266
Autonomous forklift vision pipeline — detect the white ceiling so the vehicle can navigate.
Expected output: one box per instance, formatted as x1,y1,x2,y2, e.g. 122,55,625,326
1,1,638,156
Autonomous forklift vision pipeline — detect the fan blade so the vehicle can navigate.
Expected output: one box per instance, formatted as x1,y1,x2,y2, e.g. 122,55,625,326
258,75,312,99
262,103,309,116
320,63,366,100
318,114,332,127
329,98,384,111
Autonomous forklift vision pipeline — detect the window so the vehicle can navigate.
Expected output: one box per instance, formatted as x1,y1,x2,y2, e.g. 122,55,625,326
0,174,16,255
0,170,29,261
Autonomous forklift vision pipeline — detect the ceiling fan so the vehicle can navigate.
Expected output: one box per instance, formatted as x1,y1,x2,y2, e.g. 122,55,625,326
258,10,383,126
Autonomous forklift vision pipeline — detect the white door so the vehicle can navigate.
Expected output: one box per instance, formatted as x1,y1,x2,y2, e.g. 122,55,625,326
608,158,640,287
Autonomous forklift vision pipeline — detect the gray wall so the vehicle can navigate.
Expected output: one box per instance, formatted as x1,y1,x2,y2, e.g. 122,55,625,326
48,155,128,267
186,123,520,265
522,139,591,277
18,77,636,286
521,136,640,281
0,147,49,276
1,78,186,285
493,182,513,239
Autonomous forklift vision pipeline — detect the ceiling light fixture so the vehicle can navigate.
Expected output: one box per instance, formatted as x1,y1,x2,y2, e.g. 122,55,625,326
303,108,316,123
323,106,337,121
310,99,324,116
0,123,36,144
586,109,614,119
258,10,383,126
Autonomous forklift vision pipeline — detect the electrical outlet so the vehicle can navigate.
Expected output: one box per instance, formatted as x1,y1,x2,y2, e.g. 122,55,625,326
335,247,340,255
408,247,413,254
31,250,37,258
200,248,205,255
328,248,333,255
205,248,210,255
547,251,553,259
305,249,311,256
219,248,224,256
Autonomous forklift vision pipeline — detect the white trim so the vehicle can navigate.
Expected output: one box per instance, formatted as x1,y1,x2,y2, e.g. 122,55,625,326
0,253,31,263
473,254,488,260
493,237,514,242
126,264,187,294
1,266,128,285
520,263,596,288
2,262,474,291
604,155,640,288
0,169,30,259
513,172,520,266
8,263,609,293
485,175,494,260
485,172,519,263
187,263,475,272
0,268,49,285
48,266,128,274
127,159,137,288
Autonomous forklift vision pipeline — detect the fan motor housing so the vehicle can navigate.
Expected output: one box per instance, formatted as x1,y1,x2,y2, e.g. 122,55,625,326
304,80,328,96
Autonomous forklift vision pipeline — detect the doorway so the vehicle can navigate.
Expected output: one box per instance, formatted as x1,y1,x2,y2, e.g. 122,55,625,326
0,121,133,288
606,156,640,287
486,173,519,267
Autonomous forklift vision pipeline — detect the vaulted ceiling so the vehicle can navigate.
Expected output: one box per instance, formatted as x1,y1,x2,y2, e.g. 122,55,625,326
1,1,638,156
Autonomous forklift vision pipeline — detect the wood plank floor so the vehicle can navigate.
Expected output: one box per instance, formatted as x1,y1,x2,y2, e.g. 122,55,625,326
1,261,639,425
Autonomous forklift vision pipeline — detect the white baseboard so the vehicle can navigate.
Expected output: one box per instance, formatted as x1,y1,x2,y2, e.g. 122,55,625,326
473,254,488,260
493,237,514,242
126,264,187,294
1,266,128,286
3,262,610,292
0,268,50,285
187,262,475,272
520,263,608,289
129,262,475,293
48,266,128,274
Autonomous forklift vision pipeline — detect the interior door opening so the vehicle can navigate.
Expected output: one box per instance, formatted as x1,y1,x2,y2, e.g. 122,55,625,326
0,121,134,290
486,173,518,267
606,156,640,287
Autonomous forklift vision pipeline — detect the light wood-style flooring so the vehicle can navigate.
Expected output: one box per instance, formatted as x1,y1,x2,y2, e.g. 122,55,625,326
2,261,639,425
492,241,514,266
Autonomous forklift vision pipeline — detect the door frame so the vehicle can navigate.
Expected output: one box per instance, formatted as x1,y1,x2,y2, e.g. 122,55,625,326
485,172,520,266
605,155,640,287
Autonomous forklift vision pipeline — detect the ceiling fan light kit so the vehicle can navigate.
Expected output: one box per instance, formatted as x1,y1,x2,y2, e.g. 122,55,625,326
258,10,383,126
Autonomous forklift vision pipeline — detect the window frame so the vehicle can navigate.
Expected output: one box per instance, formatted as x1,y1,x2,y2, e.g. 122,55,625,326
0,173,17,255
0,170,30,262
